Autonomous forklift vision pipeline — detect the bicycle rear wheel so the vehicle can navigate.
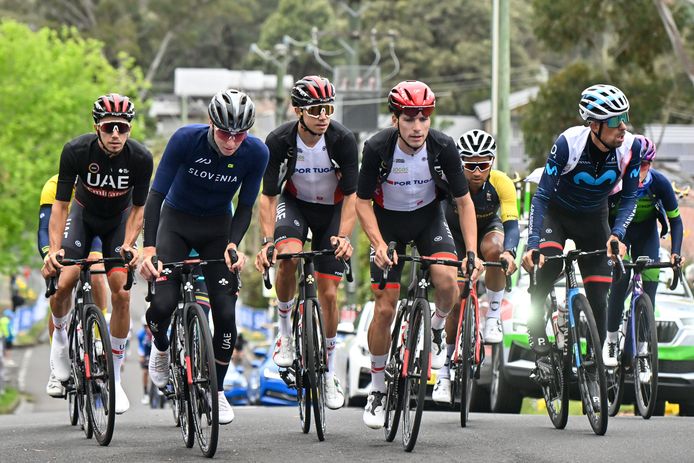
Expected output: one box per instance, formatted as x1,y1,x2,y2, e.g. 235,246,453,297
187,304,219,457
572,294,608,435
401,298,431,452
384,301,407,442
633,294,658,419
606,328,626,417
83,305,115,446
307,299,327,441
294,301,311,434
459,295,476,428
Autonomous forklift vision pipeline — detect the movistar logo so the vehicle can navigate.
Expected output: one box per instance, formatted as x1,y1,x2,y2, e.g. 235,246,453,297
545,164,558,176
630,167,639,178
573,170,617,185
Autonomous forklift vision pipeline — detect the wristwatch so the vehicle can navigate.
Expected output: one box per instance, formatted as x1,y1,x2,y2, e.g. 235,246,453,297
262,236,274,246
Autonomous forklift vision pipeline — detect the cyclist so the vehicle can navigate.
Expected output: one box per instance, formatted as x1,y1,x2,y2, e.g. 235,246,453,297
434,129,519,403
43,93,153,414
356,80,481,428
521,84,641,358
38,174,109,398
254,75,358,410
137,314,153,405
604,135,684,370
139,89,268,425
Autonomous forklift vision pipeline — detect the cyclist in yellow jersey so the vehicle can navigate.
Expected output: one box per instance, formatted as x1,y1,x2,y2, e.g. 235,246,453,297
435,129,519,403
38,174,109,397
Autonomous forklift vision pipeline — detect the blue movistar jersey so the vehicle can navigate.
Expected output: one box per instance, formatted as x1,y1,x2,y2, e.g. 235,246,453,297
151,124,269,215
528,126,641,249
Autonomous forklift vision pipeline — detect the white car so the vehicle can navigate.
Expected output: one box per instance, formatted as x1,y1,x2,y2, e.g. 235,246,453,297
333,303,374,406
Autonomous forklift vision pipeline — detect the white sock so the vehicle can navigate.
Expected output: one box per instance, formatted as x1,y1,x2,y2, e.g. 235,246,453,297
607,331,619,343
431,308,449,330
52,314,70,345
277,298,295,337
110,335,128,383
439,343,456,379
486,289,504,319
326,336,337,381
370,353,388,393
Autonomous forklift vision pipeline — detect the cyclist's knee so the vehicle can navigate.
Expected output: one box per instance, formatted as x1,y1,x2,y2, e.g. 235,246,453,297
480,233,503,260
277,258,298,275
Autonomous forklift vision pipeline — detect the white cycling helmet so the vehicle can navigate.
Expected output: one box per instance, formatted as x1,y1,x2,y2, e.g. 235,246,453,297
457,129,496,158
579,84,629,121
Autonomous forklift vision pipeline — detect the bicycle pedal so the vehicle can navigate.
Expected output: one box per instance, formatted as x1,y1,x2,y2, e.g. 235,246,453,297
279,367,297,389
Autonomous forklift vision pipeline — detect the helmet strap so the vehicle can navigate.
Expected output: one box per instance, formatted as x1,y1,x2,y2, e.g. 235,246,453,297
395,120,424,154
591,122,614,151
96,128,122,157
298,115,320,137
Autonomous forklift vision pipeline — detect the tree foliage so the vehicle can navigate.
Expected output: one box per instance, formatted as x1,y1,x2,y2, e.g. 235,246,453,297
0,20,144,272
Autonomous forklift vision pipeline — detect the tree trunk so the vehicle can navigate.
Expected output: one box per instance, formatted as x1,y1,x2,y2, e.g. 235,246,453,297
653,0,694,88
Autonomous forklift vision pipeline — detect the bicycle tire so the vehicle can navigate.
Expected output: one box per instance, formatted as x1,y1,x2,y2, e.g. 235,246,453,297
172,312,195,448
460,295,476,428
186,304,219,457
295,301,311,434
572,294,608,435
69,312,93,439
308,299,327,441
384,301,407,442
401,298,431,452
606,328,626,417
542,347,569,429
633,294,658,419
68,390,79,426
83,305,115,446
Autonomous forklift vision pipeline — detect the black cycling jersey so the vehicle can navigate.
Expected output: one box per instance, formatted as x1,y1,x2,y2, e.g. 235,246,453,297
56,134,153,217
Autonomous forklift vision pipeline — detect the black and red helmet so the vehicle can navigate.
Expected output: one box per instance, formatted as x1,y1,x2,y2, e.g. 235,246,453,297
291,75,336,107
92,93,135,122
388,80,436,115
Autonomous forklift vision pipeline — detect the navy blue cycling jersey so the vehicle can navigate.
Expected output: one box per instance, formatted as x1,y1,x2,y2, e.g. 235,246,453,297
151,124,269,215
528,126,641,249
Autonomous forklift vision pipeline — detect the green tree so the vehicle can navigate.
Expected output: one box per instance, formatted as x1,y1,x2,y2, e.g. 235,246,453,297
0,20,144,272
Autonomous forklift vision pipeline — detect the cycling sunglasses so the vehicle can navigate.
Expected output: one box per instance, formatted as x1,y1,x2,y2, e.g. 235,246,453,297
463,161,493,172
399,106,435,118
214,126,248,143
604,113,629,128
97,121,131,134
303,104,335,118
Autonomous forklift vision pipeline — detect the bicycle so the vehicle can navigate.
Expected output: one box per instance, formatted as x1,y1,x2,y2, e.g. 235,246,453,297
606,241,683,419
45,253,134,446
146,251,240,458
379,242,462,452
451,251,510,427
262,246,351,442
528,248,609,436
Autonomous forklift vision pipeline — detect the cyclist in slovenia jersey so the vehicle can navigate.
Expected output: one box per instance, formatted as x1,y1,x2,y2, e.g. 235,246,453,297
434,129,519,403
254,76,358,410
139,90,269,425
43,93,154,414
38,174,109,398
604,135,684,369
356,80,481,429
521,84,641,358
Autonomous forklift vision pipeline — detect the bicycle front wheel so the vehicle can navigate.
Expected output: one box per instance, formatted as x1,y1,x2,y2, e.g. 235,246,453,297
83,305,115,446
187,304,219,457
401,298,431,452
171,313,195,448
572,294,608,435
633,294,658,419
459,295,476,428
307,299,327,441
384,300,407,442
294,300,311,434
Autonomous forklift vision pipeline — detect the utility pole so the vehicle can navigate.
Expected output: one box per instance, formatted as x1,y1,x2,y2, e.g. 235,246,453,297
492,0,511,172
250,38,293,126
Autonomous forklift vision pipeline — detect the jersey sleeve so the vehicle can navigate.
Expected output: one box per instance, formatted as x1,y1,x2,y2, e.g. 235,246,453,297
335,130,359,196
261,130,285,197
39,176,58,206
131,147,154,206
610,137,641,240
492,171,519,222
56,143,78,202
238,141,269,207
151,128,191,195
356,140,380,200
440,142,469,198
653,170,683,255
527,135,569,249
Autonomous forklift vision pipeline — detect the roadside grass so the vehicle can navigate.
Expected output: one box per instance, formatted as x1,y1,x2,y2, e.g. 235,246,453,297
0,387,20,414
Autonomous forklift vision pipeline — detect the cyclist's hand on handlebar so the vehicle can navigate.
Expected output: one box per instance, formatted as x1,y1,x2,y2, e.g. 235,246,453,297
330,235,353,260
120,244,139,268
225,243,247,272
500,251,517,275
43,249,65,276
606,235,626,261
374,242,395,270
522,249,544,272
461,255,484,281
255,242,276,272
671,253,684,267
139,247,161,280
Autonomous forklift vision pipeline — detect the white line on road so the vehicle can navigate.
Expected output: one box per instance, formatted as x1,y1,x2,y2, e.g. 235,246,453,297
18,347,33,391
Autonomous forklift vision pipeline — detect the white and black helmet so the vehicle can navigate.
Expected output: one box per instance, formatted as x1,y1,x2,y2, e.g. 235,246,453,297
579,84,629,121
457,129,496,158
208,89,255,132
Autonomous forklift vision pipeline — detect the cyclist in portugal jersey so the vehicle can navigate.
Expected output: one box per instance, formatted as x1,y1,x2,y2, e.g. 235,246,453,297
139,90,269,425
42,94,154,414
434,129,519,403
254,76,358,411
604,135,684,369
356,80,481,429
521,84,641,359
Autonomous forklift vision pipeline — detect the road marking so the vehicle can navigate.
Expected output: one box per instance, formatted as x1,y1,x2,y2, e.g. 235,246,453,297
18,348,33,391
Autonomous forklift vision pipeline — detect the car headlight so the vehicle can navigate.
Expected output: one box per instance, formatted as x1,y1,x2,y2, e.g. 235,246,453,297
263,367,282,380
681,318,694,328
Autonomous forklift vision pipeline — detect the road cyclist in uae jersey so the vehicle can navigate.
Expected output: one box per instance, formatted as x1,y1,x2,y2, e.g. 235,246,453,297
355,80,482,429
604,135,685,368
42,93,154,414
139,89,269,425
434,129,519,403
521,84,641,360
254,75,358,410
38,174,109,399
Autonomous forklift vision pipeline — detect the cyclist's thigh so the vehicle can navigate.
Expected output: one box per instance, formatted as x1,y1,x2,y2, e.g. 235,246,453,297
308,200,344,280
416,203,458,285
478,217,504,261
274,194,309,247
535,207,566,291
369,205,418,288
93,207,129,273
61,202,92,260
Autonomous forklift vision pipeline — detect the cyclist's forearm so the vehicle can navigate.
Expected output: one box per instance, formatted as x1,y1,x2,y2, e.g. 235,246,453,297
38,205,52,258
669,215,684,255
337,193,357,237
258,194,277,239
502,219,520,254
228,203,252,246
48,201,69,253
124,205,144,247
143,189,165,247
456,194,477,254
356,198,385,248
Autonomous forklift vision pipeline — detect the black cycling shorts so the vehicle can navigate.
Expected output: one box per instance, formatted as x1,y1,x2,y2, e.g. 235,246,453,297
444,201,503,259
274,194,344,280
370,201,457,288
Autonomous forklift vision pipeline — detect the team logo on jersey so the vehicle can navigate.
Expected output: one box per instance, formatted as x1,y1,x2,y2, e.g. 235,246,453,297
218,278,228,286
88,163,100,174
434,235,442,242
545,164,558,176
227,163,234,168
293,219,300,227
572,170,617,186
115,246,121,253
162,268,172,275
545,228,552,234
118,168,129,174
630,167,639,178
195,158,212,164
395,158,405,163
75,240,82,248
